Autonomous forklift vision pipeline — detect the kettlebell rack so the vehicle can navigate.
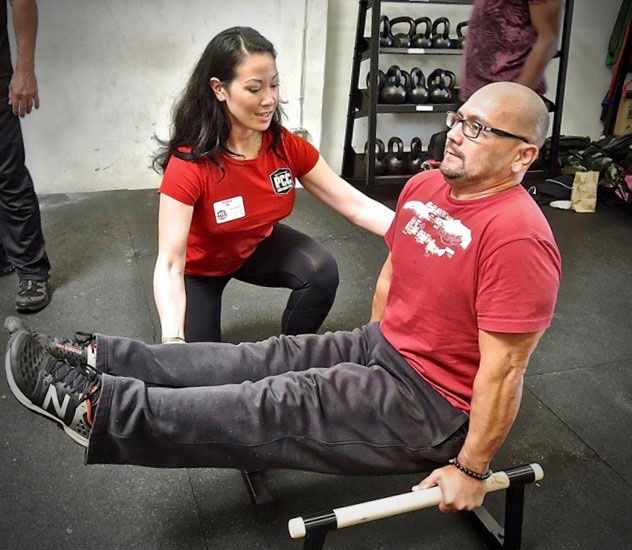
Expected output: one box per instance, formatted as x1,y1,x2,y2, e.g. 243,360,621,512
341,0,574,194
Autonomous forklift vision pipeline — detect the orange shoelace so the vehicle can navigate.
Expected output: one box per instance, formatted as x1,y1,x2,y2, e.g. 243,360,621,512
85,385,99,426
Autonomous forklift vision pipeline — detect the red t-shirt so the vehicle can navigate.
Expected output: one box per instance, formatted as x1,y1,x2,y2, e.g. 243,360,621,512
459,0,557,101
159,127,319,276
381,170,561,412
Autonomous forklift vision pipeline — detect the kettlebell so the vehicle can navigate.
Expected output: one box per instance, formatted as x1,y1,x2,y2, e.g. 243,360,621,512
427,68,453,104
366,70,386,94
385,137,407,175
379,16,393,48
380,66,407,104
409,137,424,174
364,139,386,176
431,17,452,49
389,16,415,48
400,68,413,103
408,67,429,104
443,70,457,90
411,17,433,48
456,21,468,48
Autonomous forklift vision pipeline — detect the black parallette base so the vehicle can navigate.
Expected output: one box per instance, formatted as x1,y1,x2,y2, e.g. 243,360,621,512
241,470,277,520
301,498,524,550
468,485,526,550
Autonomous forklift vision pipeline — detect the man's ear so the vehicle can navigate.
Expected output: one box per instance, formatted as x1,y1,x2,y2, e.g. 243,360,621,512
511,144,539,173
210,77,225,101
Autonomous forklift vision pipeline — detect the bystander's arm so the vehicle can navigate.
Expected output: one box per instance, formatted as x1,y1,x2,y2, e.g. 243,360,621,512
516,0,562,90
9,0,39,116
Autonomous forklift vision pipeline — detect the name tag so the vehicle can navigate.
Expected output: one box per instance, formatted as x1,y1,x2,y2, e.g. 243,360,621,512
213,196,245,224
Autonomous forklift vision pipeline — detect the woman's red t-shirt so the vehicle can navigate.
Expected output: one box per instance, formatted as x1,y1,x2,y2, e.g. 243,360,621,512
159,127,319,276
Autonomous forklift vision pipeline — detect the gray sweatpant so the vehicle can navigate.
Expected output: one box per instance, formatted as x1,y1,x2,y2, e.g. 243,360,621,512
86,323,469,475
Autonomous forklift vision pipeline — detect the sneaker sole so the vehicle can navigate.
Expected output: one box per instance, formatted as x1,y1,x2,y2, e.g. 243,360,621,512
15,293,52,313
4,316,26,334
4,325,88,447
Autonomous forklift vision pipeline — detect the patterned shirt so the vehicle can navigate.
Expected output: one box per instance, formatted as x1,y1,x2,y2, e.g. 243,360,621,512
459,0,557,101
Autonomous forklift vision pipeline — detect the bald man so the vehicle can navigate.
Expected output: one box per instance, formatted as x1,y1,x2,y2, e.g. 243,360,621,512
5,83,560,513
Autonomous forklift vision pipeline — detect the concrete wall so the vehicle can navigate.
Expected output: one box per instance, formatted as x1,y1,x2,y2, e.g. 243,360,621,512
321,0,623,172
8,1,624,192
8,0,329,193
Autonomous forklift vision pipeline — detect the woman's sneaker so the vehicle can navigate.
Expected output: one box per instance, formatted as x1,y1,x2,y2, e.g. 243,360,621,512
4,317,101,447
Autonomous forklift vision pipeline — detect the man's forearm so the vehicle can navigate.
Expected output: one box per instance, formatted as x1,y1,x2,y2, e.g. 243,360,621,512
10,0,38,71
457,367,525,473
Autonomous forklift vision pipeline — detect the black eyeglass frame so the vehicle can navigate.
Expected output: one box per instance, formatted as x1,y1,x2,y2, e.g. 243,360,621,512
446,111,531,144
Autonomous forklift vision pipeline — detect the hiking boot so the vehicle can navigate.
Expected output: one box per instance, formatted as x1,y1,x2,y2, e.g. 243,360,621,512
4,316,101,447
15,279,52,313
0,263,15,277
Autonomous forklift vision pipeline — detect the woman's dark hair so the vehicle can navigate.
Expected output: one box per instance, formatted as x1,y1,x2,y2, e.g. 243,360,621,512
152,27,284,173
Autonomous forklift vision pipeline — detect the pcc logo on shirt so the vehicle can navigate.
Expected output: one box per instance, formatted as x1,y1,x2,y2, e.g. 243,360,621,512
269,168,294,194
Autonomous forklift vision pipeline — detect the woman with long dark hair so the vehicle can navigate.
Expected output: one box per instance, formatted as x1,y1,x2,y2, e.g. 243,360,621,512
153,27,394,343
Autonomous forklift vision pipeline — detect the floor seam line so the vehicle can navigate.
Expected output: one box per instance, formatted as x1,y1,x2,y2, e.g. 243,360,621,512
524,386,632,489
187,468,211,550
525,358,630,379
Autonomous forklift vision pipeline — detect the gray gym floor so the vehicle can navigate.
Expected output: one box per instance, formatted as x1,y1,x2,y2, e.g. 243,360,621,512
0,188,630,549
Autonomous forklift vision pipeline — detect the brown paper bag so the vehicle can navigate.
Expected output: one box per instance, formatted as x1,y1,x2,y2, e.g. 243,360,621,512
570,171,598,213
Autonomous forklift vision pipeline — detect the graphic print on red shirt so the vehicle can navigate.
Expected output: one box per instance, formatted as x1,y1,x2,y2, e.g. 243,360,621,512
381,170,561,412
159,127,319,276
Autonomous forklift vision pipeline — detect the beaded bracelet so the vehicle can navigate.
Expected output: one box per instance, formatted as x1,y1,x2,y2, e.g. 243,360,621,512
449,458,492,480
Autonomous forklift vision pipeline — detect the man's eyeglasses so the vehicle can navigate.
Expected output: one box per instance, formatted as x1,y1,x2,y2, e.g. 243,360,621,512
446,111,530,144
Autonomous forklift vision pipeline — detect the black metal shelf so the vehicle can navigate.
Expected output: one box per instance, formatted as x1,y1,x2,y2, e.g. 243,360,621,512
355,103,460,117
542,96,556,113
353,89,460,116
342,0,573,193
342,0,473,191
360,44,464,60
370,0,473,6
381,46,463,55
343,151,428,190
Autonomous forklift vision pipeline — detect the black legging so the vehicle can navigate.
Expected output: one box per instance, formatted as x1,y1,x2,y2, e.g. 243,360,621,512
184,223,339,342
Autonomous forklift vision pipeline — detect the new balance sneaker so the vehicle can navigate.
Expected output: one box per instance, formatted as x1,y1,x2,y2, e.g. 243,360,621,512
4,317,101,447
15,279,52,313
46,332,98,368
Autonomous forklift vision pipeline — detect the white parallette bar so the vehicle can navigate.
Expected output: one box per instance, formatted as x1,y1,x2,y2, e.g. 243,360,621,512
288,464,543,539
